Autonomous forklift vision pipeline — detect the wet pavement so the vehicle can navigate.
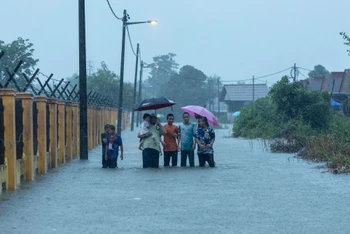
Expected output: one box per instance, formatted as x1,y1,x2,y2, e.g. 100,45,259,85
0,125,350,234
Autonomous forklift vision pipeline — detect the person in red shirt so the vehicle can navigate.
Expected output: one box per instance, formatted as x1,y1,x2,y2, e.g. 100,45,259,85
162,113,179,167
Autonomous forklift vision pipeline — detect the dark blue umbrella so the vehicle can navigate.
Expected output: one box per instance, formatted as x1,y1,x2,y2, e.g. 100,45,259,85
134,97,176,111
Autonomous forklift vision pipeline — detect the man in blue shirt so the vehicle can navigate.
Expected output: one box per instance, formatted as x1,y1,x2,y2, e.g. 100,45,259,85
178,112,196,167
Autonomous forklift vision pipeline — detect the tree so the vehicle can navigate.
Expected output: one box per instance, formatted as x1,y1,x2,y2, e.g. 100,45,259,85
307,64,329,78
146,53,179,97
340,32,350,56
269,76,331,129
68,62,134,110
159,65,208,117
206,75,222,112
0,38,39,88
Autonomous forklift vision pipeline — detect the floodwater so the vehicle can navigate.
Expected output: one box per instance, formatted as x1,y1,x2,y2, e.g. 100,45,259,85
0,126,349,234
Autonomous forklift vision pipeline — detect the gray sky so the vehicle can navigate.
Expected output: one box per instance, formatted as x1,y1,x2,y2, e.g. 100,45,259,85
1,0,349,85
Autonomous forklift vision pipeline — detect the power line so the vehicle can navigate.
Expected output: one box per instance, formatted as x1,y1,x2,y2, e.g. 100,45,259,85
297,67,312,72
222,67,292,83
254,67,292,80
126,26,137,56
299,70,308,79
106,0,122,20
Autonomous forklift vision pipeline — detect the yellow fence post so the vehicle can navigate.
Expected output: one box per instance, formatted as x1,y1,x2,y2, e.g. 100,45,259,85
110,108,113,126
34,96,47,174
77,105,80,156
16,92,34,181
48,98,57,168
57,100,66,164
65,102,73,160
89,106,93,150
91,106,96,149
0,89,17,190
87,106,91,149
94,107,98,147
98,108,102,144
103,108,107,126
72,103,78,157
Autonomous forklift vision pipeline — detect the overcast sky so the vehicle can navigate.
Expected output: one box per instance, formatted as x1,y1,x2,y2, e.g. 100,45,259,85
1,0,349,86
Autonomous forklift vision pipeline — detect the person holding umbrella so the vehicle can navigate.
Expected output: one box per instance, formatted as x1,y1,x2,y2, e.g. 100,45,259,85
195,117,215,167
138,114,166,168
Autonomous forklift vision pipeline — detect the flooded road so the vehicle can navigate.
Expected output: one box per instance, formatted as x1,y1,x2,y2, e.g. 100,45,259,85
0,126,349,234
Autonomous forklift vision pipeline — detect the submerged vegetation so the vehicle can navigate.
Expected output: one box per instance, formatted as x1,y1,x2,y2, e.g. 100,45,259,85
233,76,350,174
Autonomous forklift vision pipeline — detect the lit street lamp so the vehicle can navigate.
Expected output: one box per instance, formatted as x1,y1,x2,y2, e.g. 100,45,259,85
117,9,157,135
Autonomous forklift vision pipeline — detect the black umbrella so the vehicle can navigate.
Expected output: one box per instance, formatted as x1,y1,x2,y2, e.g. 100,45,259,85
133,97,176,111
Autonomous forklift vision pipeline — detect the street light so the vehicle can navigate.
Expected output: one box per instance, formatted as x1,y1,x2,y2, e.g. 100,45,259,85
117,9,157,135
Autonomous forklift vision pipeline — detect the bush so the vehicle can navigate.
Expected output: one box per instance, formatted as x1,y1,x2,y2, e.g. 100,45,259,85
233,97,281,139
233,76,350,173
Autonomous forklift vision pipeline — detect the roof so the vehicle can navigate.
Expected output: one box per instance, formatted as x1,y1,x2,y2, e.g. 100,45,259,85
308,76,324,91
220,84,269,102
300,70,349,93
325,72,344,93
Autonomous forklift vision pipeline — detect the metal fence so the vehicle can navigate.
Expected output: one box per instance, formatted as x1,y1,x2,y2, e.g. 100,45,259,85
0,50,118,107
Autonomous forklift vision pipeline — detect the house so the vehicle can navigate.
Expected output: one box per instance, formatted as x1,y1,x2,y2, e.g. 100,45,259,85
219,83,269,120
300,69,350,94
300,69,350,115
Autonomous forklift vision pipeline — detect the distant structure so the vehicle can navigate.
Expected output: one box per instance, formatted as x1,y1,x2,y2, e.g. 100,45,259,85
220,83,269,121
299,69,350,94
300,69,350,115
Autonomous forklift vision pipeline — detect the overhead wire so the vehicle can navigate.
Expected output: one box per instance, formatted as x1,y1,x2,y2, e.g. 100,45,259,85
298,70,309,79
126,26,137,56
297,67,312,72
254,67,293,80
221,67,292,83
106,0,122,20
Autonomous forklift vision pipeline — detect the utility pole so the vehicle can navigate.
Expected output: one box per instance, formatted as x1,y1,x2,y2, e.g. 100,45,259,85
252,76,255,102
293,63,297,82
137,60,144,126
117,9,127,135
217,77,220,114
78,0,88,159
131,43,139,131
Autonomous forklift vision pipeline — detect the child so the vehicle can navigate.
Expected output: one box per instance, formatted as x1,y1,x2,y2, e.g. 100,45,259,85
105,125,123,168
138,113,157,150
101,124,111,168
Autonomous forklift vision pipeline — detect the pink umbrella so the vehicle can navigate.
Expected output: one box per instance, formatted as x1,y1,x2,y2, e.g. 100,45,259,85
181,105,219,126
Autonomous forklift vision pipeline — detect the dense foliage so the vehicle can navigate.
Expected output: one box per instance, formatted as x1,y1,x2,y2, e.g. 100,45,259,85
340,32,350,56
307,65,329,78
0,38,39,88
66,62,134,110
143,53,222,118
233,76,350,173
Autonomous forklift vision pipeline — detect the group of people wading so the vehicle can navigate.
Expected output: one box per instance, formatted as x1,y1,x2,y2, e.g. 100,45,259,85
101,112,216,169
